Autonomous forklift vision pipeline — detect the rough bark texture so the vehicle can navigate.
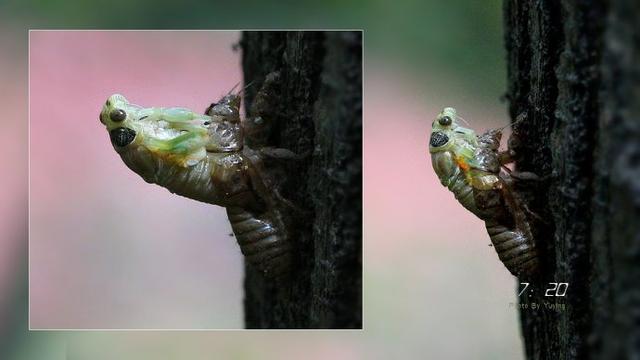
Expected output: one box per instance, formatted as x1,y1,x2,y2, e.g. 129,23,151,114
504,0,640,358
240,31,362,329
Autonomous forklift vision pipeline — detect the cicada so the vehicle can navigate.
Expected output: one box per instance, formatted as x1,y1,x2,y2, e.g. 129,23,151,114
429,107,539,278
99,74,295,279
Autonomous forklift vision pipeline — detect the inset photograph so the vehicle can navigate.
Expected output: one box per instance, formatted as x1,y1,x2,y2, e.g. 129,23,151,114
29,30,362,329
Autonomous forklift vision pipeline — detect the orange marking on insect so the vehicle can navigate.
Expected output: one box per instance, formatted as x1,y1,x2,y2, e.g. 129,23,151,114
454,155,470,172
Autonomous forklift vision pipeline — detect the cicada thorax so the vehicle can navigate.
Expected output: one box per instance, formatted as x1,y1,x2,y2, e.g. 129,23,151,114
204,117,243,153
204,94,243,153
431,151,480,215
205,93,241,122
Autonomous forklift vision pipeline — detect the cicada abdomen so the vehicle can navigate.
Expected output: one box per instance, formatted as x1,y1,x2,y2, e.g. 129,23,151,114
485,220,539,277
226,206,292,278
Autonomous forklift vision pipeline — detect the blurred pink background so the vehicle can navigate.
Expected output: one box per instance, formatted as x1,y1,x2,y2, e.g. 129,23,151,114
30,31,244,328
363,63,521,358
22,30,526,358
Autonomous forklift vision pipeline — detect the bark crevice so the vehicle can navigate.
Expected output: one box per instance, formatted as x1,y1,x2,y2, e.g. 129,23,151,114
504,0,640,358
240,31,362,329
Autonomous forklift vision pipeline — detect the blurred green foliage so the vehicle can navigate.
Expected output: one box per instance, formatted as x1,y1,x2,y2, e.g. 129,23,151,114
0,247,61,360
3,0,505,100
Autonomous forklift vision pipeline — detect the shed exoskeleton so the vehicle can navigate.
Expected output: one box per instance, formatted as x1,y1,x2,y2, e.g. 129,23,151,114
99,76,294,279
429,107,539,278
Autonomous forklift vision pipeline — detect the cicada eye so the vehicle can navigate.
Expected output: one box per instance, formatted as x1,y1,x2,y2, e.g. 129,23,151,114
110,127,136,147
438,116,452,126
110,108,127,122
430,131,449,147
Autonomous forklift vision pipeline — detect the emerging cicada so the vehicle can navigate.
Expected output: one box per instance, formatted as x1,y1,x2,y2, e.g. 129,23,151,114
429,107,539,278
99,74,295,279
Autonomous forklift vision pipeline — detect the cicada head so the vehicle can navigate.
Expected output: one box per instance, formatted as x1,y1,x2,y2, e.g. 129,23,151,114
429,107,477,153
99,94,214,183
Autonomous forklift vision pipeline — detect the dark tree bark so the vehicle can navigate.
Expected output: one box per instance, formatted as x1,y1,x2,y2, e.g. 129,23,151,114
240,31,362,329
504,0,640,358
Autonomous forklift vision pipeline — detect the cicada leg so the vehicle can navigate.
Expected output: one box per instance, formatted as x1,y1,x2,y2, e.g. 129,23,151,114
242,70,304,211
226,71,302,280
502,166,543,182
243,71,281,147
477,129,502,150
501,172,549,226
497,133,548,182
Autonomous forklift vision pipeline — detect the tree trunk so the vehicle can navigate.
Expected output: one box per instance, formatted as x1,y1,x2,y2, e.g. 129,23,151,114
504,0,640,358
240,31,362,329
